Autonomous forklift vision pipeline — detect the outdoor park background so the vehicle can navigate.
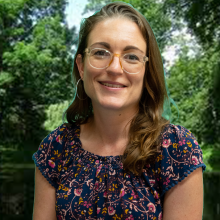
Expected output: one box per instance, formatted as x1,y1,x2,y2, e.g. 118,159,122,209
0,0,220,219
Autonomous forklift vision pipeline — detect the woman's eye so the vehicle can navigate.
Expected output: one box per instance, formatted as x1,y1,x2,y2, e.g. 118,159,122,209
124,54,140,61
93,50,109,56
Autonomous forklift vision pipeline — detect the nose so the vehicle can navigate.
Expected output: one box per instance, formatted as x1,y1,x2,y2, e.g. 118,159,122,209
106,54,123,73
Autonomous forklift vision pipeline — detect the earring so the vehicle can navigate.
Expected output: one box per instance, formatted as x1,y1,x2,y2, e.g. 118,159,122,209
76,78,87,100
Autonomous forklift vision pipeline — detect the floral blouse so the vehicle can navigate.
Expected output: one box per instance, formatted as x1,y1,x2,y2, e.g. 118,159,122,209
32,123,206,220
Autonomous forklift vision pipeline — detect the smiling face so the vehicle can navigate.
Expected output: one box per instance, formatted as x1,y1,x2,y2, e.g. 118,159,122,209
76,17,147,113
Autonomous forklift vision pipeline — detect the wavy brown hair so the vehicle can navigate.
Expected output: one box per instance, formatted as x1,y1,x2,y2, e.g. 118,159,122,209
62,1,171,175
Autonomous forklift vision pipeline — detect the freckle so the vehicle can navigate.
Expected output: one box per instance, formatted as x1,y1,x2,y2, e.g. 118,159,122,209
119,114,121,116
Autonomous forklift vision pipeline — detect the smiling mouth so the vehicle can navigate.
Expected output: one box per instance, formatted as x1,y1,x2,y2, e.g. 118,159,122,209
99,82,125,88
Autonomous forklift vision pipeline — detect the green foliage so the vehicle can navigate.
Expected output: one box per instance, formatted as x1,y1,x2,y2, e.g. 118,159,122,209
44,100,70,132
0,0,76,148
163,0,220,49
0,71,15,86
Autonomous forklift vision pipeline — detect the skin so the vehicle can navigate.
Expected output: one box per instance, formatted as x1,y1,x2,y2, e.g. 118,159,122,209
76,17,147,156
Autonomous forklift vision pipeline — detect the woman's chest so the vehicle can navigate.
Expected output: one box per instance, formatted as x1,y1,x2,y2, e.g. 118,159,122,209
55,164,163,220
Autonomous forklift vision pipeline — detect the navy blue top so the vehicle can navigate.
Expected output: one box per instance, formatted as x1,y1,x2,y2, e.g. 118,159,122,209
32,123,206,220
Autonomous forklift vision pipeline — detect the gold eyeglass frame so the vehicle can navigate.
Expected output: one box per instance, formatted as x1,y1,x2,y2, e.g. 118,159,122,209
84,47,149,74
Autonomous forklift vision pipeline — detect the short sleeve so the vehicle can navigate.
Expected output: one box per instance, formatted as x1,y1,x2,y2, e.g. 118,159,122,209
32,124,68,189
156,124,206,197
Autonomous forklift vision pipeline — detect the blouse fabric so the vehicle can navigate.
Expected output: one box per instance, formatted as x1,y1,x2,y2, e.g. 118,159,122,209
32,123,206,220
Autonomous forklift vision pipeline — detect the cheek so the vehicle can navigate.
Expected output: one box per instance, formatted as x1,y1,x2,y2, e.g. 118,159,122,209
132,73,144,91
83,69,100,94
134,74,145,99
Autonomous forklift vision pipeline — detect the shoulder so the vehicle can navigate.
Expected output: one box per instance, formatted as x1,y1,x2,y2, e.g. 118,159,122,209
161,123,196,140
32,122,80,188
40,122,79,149
154,124,206,197
160,124,201,153
160,125,205,219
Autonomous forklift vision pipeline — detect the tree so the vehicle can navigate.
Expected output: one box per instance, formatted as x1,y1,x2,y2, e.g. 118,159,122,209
0,0,77,217
163,0,220,49
0,0,76,147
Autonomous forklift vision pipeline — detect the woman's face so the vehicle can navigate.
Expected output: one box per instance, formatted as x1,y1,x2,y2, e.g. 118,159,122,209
76,17,147,113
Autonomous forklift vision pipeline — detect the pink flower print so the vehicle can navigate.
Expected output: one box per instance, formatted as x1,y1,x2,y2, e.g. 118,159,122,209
179,139,186,146
104,191,107,197
95,182,99,190
147,202,156,213
74,188,82,196
96,164,102,176
192,156,198,165
48,160,55,168
153,190,159,199
108,206,116,215
131,190,138,199
120,188,125,198
158,212,162,220
162,139,171,148
97,207,101,214
163,177,170,186
194,140,198,145
149,179,155,187
56,135,62,144
126,215,134,220
95,160,100,164
83,201,92,208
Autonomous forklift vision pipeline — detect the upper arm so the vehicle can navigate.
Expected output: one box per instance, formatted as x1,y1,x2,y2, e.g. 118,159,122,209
33,166,57,220
163,167,204,220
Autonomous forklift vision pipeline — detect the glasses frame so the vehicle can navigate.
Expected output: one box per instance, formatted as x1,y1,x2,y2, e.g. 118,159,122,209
84,47,149,74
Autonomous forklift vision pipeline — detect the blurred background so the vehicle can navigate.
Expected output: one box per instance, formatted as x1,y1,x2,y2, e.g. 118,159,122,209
0,0,219,219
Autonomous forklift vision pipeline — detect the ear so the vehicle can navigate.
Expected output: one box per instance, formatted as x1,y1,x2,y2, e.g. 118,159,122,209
76,54,84,80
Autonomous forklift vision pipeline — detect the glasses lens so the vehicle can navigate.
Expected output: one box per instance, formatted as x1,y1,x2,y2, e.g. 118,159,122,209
89,48,111,69
122,53,144,74
89,48,144,74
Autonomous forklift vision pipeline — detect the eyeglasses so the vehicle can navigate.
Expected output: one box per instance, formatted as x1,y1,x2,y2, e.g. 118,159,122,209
84,47,148,74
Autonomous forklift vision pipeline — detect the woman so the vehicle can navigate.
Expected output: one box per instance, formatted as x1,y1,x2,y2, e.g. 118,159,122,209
32,2,206,219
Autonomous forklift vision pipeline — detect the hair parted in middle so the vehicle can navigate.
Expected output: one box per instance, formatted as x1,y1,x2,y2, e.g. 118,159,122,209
63,1,172,175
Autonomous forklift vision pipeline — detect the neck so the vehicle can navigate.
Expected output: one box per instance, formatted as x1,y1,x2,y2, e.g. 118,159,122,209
84,104,138,153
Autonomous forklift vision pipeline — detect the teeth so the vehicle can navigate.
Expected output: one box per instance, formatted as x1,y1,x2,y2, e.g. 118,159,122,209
101,83,124,88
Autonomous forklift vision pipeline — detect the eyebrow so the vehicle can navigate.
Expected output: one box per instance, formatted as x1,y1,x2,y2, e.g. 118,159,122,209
90,42,145,54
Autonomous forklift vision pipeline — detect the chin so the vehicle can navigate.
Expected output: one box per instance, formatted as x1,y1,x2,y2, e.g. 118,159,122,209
95,99,126,110
101,102,125,110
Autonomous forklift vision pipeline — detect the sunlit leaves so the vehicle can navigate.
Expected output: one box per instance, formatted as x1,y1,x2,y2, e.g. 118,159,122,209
163,0,220,49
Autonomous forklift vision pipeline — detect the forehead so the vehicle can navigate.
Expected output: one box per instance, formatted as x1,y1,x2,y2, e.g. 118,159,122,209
87,17,147,54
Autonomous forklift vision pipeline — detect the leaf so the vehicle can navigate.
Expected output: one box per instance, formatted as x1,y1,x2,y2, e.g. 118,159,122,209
0,71,15,86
